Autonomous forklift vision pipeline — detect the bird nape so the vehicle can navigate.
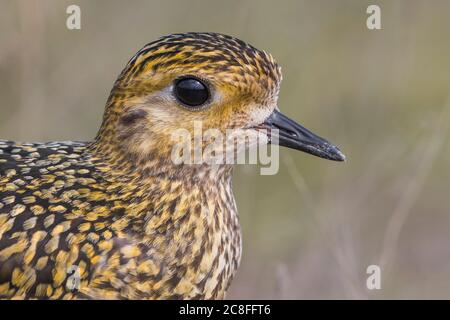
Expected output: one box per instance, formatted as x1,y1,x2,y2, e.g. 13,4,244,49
0,32,345,300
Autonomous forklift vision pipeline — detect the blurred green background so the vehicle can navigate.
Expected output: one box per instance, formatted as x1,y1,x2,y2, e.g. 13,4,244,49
1,0,450,299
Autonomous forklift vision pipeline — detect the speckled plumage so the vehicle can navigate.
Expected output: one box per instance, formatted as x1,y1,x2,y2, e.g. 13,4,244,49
0,33,283,299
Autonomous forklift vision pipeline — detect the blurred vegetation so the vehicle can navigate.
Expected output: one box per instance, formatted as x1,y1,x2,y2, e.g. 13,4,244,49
1,0,450,299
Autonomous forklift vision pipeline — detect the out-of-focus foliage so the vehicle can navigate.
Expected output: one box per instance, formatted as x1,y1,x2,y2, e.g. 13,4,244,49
1,0,450,298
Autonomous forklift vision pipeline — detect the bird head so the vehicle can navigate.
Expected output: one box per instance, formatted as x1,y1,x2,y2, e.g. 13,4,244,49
93,32,345,174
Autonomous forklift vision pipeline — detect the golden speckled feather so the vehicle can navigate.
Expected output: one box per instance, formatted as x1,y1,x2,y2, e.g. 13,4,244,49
0,139,240,299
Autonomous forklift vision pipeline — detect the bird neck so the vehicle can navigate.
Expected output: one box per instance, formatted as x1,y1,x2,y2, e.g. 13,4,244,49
85,140,237,241
88,139,234,183
85,139,236,232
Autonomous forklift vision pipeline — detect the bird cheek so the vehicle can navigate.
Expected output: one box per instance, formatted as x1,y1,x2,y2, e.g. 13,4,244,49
244,105,275,128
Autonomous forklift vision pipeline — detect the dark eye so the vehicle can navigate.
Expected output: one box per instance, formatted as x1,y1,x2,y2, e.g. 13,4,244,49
174,77,209,107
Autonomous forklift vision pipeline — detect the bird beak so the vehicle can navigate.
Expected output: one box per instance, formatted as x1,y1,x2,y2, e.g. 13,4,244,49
260,109,346,161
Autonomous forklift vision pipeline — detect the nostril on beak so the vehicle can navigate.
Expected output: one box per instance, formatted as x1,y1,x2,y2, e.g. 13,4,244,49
269,122,297,138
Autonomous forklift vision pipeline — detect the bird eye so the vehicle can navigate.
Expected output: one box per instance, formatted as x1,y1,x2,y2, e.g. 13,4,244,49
174,77,209,108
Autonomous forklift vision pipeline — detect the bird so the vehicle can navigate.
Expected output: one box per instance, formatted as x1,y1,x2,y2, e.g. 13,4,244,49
0,32,345,299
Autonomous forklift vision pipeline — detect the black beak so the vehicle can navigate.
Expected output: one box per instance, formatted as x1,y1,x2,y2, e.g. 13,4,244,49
261,110,346,161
